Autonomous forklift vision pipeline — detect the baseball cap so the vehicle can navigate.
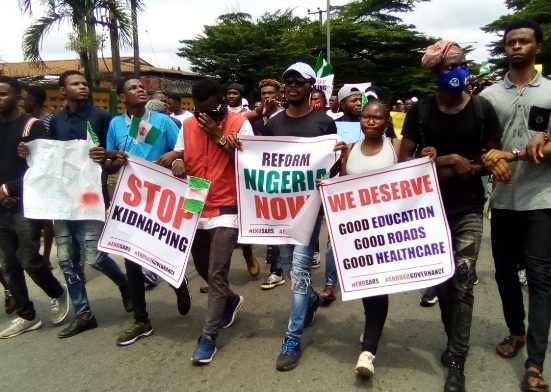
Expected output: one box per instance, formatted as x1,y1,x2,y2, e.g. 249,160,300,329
282,62,316,82
338,85,361,103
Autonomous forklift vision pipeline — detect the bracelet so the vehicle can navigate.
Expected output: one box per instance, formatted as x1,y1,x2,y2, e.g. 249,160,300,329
171,158,183,167
537,132,550,144
511,149,521,161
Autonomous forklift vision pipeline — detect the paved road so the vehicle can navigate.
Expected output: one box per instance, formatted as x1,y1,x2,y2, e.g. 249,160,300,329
0,219,543,391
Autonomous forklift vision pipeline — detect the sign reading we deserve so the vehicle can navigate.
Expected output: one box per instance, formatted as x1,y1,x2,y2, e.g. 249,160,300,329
236,134,339,244
319,157,454,300
99,156,200,288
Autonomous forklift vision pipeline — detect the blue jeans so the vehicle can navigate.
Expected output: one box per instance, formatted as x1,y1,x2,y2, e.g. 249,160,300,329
0,210,63,319
325,239,337,286
54,220,127,316
279,215,322,341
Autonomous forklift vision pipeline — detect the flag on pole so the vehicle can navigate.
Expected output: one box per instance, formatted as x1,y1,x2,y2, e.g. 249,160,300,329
183,176,211,214
314,52,333,78
128,116,162,145
86,121,100,146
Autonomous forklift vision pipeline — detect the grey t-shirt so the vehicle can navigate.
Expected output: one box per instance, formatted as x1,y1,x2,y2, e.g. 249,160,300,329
481,71,551,211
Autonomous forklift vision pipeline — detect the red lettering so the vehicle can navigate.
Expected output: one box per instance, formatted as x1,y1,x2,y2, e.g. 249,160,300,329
143,181,161,214
254,195,270,219
391,181,400,200
369,186,381,204
328,192,348,212
173,197,193,229
399,180,413,198
379,183,391,202
270,198,287,220
422,174,433,192
287,196,307,218
123,174,141,207
358,188,371,206
157,189,176,224
409,176,424,195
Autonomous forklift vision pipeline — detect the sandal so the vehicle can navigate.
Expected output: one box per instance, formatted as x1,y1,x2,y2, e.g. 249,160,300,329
320,284,336,303
496,335,526,358
521,367,549,392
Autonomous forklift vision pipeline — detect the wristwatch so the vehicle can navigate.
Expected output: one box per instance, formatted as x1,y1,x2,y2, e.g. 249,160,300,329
217,136,227,146
511,148,521,161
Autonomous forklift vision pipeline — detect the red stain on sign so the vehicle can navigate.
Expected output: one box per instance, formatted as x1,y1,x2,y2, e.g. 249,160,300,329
80,192,101,206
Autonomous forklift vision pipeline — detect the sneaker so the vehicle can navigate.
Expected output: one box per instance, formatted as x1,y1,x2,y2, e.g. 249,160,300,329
311,252,321,269
119,284,133,313
444,360,465,392
191,334,217,364
143,270,159,290
58,314,98,338
220,293,244,329
0,316,42,338
304,291,320,328
261,273,285,290
116,320,154,346
518,269,527,286
276,336,302,371
420,287,438,307
4,290,16,315
355,351,375,377
175,277,192,315
50,285,70,325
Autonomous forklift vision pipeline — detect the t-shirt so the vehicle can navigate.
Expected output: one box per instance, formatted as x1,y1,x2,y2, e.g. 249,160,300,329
480,71,551,211
0,114,48,211
107,110,179,162
265,109,337,137
402,96,502,215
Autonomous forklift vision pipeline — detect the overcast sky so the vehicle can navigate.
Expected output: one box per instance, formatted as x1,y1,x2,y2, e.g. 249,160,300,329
1,0,510,70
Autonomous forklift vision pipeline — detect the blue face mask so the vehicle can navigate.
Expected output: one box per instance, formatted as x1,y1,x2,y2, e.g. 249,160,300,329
438,66,469,95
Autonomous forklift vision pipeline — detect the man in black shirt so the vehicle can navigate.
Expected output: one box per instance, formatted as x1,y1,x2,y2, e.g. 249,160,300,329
0,76,69,338
399,41,502,392
263,62,341,372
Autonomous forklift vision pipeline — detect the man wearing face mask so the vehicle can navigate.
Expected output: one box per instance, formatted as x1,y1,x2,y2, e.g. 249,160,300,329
399,41,503,392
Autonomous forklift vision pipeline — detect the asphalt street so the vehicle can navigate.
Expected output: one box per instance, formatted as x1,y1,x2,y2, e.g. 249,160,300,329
0,218,543,392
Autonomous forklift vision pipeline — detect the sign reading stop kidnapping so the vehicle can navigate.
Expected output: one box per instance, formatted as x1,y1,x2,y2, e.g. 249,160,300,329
236,134,339,244
319,157,454,300
99,156,205,288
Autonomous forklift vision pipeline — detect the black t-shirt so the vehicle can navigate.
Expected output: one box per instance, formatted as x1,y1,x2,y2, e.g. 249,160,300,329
0,114,48,210
402,96,501,215
265,109,337,137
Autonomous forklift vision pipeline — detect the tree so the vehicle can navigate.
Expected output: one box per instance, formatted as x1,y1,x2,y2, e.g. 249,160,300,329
177,0,436,100
483,0,551,75
19,0,135,87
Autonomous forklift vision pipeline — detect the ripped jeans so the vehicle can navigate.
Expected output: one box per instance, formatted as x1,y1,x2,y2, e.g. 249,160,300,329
435,211,482,361
278,215,322,341
54,220,128,316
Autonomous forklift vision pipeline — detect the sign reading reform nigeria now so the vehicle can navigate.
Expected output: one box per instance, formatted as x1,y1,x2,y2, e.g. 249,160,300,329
99,156,202,288
319,157,454,300
236,134,340,245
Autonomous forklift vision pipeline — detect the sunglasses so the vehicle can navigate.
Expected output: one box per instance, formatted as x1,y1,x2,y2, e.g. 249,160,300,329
284,77,309,86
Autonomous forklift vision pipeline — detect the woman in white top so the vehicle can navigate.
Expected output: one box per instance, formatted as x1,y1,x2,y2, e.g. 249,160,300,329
339,100,400,377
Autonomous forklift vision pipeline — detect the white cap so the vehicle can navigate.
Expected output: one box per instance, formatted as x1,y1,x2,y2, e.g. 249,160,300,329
282,62,316,81
411,96,419,102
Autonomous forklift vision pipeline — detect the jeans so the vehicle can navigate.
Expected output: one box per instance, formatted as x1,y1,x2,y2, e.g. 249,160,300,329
436,211,482,362
191,227,238,337
361,294,389,355
492,209,551,370
325,239,337,286
54,220,127,316
279,215,322,341
0,210,63,320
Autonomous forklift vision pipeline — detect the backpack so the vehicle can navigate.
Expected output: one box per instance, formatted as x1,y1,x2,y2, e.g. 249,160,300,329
416,94,487,155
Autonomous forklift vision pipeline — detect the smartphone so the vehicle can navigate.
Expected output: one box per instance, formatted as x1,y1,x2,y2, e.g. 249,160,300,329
528,105,551,132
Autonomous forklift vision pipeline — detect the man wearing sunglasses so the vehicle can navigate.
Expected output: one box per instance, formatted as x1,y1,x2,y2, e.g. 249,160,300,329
263,62,339,372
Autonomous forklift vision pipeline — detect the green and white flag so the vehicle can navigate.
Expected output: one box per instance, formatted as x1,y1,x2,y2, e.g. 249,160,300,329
183,176,211,214
128,116,162,145
314,52,333,78
86,121,100,146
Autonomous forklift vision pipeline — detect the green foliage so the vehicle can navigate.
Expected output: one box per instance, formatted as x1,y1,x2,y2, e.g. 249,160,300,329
178,1,436,100
483,0,551,75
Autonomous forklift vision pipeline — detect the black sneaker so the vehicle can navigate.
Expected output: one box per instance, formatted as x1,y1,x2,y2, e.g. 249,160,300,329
119,284,133,313
420,287,438,307
276,336,302,371
58,314,98,338
116,320,154,346
304,291,320,328
444,360,465,392
175,277,192,315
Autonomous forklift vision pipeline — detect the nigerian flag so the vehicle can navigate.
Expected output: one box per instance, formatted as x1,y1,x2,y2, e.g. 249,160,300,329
183,176,211,214
314,52,333,78
86,121,100,146
128,116,162,145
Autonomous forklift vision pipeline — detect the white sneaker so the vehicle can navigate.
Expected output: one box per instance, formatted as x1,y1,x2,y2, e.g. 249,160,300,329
0,316,42,339
355,351,375,377
311,252,321,269
260,273,285,290
51,284,70,325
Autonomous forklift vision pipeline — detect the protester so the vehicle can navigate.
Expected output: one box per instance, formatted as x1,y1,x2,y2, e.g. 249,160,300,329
479,19,551,392
398,41,502,392
262,62,342,371
105,76,190,347
166,92,193,124
337,86,362,122
226,83,249,114
146,98,182,129
326,94,343,120
310,89,327,111
0,75,69,339
250,79,283,136
169,78,253,364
